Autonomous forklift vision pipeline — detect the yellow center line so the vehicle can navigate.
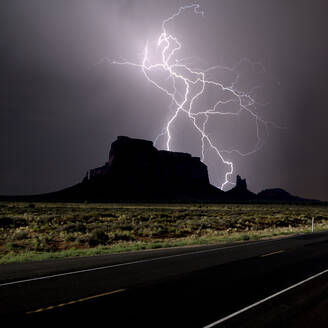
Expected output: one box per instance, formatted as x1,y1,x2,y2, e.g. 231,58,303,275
26,288,125,314
261,250,285,257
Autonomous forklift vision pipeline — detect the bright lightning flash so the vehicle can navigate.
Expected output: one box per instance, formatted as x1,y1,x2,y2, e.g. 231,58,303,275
110,4,280,190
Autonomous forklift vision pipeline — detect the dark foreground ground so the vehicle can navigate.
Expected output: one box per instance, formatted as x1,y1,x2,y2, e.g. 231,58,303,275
1,230,327,327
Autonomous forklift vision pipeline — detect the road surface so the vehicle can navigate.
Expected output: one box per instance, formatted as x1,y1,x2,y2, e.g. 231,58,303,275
1,231,328,326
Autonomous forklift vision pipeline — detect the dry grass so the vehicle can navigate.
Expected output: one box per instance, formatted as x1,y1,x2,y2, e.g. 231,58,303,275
0,202,327,264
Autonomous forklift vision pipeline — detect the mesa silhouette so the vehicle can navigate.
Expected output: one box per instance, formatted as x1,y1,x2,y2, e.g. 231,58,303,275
0,136,318,203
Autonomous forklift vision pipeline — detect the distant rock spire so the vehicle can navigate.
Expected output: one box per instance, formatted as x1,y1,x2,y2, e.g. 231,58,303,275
225,174,255,200
235,175,247,191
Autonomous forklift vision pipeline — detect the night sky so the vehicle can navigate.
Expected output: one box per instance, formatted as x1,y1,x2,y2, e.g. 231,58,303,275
1,0,328,200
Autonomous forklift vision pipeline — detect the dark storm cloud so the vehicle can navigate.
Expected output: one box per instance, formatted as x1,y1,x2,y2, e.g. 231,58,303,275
1,0,328,200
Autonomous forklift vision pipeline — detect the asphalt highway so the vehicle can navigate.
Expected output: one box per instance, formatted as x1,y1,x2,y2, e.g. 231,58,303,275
1,231,328,327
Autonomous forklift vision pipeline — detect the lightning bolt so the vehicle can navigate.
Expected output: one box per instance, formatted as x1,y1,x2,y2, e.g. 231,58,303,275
109,4,282,190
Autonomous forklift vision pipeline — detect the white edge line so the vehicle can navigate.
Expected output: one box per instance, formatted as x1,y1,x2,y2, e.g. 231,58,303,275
203,268,328,328
0,231,325,288
0,238,284,287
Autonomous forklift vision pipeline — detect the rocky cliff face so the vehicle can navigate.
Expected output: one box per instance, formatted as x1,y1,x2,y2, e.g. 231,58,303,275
78,136,220,201
84,136,210,187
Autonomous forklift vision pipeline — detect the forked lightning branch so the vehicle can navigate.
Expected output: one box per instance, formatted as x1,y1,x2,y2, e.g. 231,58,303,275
111,4,279,190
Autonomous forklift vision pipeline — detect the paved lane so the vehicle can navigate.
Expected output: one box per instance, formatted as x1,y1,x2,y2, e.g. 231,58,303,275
1,231,327,326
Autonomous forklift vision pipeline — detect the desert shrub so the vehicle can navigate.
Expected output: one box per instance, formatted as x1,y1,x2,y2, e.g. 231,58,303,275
77,236,88,245
111,231,136,241
315,216,328,222
13,230,29,240
65,233,76,242
37,216,55,225
119,224,133,231
88,211,102,218
87,223,102,232
241,234,250,241
30,236,54,251
64,214,80,221
6,242,20,250
151,227,169,238
87,229,109,247
138,228,152,237
13,218,28,227
62,222,86,233
136,216,150,222
0,217,14,228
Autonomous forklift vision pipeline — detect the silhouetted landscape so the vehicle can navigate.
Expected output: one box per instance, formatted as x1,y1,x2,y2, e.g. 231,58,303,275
0,136,321,204
2,2,328,325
